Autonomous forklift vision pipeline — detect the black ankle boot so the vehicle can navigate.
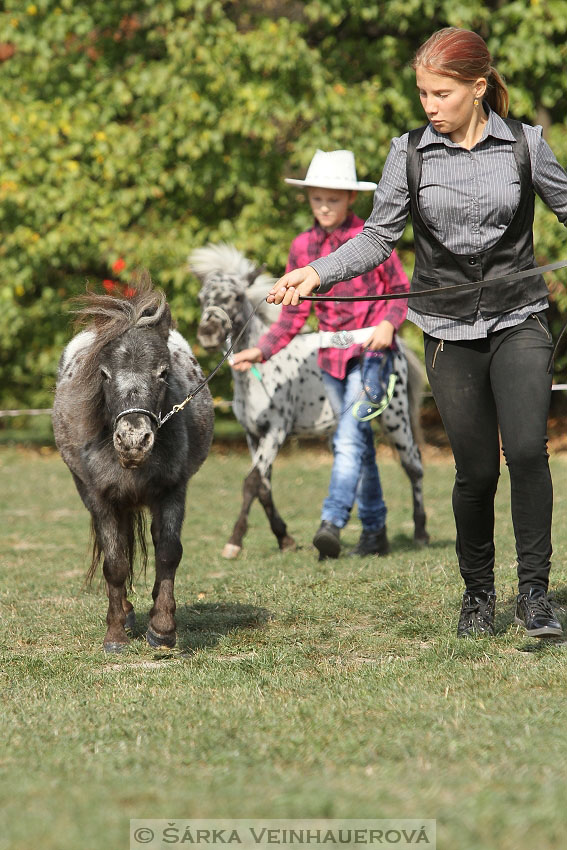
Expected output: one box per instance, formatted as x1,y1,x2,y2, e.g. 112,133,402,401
349,526,389,557
312,520,341,560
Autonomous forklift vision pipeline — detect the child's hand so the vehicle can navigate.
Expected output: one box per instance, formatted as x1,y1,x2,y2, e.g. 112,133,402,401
267,266,321,305
363,321,395,352
231,347,263,371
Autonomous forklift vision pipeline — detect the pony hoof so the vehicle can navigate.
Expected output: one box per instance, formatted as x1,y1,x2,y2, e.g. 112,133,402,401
279,536,297,553
146,628,176,649
124,610,136,631
222,543,242,559
103,641,129,654
414,533,430,547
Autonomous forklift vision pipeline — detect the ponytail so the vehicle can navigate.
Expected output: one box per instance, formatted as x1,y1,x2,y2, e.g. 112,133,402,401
486,67,509,117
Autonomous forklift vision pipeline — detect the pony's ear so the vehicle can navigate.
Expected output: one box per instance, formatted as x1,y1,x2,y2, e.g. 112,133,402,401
247,264,266,286
155,302,172,339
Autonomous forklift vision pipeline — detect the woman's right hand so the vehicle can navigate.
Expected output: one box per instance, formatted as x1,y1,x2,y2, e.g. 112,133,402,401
267,266,321,306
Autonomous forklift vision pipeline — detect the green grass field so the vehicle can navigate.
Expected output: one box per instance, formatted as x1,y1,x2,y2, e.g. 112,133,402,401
1,441,567,850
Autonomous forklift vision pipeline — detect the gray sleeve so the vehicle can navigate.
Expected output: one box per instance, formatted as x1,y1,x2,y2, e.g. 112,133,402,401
310,135,411,292
525,124,567,226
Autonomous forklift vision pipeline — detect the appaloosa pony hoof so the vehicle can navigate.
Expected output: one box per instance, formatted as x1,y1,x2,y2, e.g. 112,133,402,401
103,640,129,654
222,543,242,559
146,627,177,649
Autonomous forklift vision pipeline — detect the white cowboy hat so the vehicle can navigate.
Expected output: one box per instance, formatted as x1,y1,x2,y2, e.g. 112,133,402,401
284,149,377,192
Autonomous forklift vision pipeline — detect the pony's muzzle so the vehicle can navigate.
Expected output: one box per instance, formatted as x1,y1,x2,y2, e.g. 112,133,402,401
197,322,225,352
113,414,155,467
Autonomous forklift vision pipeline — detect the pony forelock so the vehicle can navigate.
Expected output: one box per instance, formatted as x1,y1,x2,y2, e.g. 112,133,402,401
188,242,257,281
189,243,281,325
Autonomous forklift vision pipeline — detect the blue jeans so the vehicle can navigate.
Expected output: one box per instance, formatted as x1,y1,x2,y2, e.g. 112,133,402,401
320,359,387,531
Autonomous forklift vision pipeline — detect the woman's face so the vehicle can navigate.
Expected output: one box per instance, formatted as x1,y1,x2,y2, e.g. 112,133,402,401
416,67,486,137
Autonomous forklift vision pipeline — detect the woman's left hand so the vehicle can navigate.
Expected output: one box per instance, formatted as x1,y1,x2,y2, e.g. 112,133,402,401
363,320,395,352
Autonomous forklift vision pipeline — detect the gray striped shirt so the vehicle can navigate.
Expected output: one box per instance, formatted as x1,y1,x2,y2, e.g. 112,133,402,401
311,109,567,340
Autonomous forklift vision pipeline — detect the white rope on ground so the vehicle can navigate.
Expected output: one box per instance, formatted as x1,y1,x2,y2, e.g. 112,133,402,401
0,409,54,418
0,400,234,418
3,387,567,419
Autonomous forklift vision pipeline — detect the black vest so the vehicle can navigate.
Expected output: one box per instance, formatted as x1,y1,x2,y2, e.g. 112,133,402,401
406,118,548,322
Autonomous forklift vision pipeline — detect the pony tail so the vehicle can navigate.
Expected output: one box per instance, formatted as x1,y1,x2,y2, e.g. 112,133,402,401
486,66,509,117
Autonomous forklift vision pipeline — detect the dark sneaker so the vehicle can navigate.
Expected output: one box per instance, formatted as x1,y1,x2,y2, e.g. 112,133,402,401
457,590,496,637
312,520,341,560
514,588,563,637
349,526,389,557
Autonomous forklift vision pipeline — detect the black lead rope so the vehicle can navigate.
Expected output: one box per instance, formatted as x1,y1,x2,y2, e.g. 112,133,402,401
299,259,567,303
300,258,567,370
116,259,567,431
150,300,264,429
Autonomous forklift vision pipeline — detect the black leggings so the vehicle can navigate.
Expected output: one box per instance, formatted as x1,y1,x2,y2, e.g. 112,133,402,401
424,314,554,594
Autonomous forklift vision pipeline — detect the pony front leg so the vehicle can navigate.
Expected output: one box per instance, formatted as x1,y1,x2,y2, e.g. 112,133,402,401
98,516,134,652
223,429,294,558
90,499,139,652
257,467,296,552
222,466,260,558
146,494,185,648
122,587,136,631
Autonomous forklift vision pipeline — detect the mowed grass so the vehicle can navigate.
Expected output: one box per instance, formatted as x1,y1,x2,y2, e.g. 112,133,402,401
1,440,567,850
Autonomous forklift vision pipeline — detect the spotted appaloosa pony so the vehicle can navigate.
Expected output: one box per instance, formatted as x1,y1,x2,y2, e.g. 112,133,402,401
190,243,429,558
52,275,214,652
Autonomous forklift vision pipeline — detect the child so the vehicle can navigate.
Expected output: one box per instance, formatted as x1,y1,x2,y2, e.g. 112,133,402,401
232,149,410,559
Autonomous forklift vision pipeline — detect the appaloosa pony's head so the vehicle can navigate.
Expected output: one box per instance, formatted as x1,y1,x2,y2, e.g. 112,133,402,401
189,242,280,352
72,273,173,468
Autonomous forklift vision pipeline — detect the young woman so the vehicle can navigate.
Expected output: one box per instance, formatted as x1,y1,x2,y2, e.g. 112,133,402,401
269,27,567,638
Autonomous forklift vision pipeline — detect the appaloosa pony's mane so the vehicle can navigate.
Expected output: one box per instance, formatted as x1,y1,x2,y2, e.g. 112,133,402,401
190,242,280,326
68,273,171,437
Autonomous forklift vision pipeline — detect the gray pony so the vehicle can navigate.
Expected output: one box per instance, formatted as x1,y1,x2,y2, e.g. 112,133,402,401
52,274,214,652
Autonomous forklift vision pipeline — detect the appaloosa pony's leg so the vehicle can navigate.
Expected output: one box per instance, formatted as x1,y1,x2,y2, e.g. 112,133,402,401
222,432,295,559
222,464,262,559
257,466,296,553
381,353,429,546
146,490,186,648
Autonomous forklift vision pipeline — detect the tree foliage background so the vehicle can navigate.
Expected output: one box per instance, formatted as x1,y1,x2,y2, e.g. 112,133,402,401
1,0,566,408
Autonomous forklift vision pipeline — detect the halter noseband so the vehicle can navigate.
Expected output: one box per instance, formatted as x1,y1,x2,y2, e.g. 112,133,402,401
113,407,162,432
201,304,232,327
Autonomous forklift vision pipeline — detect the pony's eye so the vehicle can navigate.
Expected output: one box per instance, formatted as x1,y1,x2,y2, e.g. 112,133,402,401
100,366,111,381
157,365,169,381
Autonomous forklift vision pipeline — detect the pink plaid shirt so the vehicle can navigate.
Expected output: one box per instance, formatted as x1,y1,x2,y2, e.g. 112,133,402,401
257,213,409,379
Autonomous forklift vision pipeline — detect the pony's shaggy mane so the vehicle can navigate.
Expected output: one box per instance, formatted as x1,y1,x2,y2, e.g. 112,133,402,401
73,270,167,340
69,271,171,439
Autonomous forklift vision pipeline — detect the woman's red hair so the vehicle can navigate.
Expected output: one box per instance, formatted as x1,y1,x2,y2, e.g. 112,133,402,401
413,27,509,117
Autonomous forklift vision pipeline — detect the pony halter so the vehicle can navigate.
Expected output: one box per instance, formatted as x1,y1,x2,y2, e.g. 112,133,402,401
113,407,162,432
